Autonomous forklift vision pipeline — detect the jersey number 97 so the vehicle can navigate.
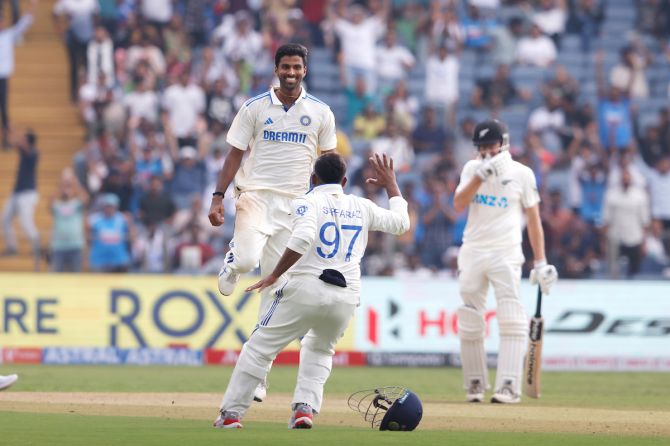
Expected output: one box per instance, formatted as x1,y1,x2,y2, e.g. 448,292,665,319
316,222,362,262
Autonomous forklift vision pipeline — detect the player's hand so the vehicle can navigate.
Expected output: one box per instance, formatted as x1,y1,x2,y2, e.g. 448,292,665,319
245,274,278,293
365,153,397,188
530,260,558,295
208,198,225,226
475,157,495,181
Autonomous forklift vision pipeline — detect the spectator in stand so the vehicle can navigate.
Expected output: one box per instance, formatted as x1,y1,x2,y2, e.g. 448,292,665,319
555,214,600,278
346,76,375,128
543,65,580,105
424,44,459,127
0,1,34,148
417,175,455,270
49,169,88,272
125,31,166,78
170,145,207,210
460,4,497,53
2,128,40,259
162,69,206,148
78,70,114,137
353,102,386,141
636,0,670,40
163,15,192,70
595,50,633,153
385,80,419,134
515,23,557,68
602,169,650,278
635,154,670,257
532,0,567,49
138,0,172,34
434,8,464,52
609,45,651,100
490,16,524,67
567,0,604,53
412,106,451,155
53,0,99,103
87,25,115,88
528,92,567,154
330,1,387,95
100,157,134,214
453,116,477,170
173,222,215,274
87,193,133,272
124,77,160,125
470,64,529,110
576,157,607,227
131,220,169,273
221,11,264,70
370,122,414,172
375,28,415,95
138,174,175,228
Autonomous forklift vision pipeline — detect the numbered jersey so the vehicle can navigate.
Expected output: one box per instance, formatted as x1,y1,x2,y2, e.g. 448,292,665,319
285,184,409,295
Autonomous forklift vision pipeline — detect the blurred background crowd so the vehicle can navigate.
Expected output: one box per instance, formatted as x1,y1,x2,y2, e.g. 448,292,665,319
2,0,670,279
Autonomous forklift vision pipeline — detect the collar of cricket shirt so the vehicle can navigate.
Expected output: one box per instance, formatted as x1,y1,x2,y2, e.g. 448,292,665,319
311,183,343,195
270,86,308,106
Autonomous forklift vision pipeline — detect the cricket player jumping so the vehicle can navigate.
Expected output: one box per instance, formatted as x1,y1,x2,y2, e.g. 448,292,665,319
208,44,337,401
453,119,557,404
213,152,410,429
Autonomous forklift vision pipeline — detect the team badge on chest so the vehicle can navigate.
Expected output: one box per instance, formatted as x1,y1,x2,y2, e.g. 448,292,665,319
300,115,312,126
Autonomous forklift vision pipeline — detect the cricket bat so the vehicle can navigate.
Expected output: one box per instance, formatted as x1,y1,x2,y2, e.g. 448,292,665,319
523,286,543,398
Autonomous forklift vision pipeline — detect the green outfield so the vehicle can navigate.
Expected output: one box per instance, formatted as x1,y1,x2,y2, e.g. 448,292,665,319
1,365,669,445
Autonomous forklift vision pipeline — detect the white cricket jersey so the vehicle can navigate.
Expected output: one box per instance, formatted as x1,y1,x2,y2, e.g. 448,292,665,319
456,158,540,248
227,88,337,198
285,184,409,295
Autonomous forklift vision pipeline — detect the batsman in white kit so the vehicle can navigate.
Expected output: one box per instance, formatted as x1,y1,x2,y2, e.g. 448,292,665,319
453,119,558,404
208,44,336,402
213,152,410,429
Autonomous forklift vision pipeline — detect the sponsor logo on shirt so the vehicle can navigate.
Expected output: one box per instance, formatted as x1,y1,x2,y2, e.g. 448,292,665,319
263,130,307,143
472,194,509,208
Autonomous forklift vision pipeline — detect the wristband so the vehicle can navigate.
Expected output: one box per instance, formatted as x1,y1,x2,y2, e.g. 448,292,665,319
212,191,225,198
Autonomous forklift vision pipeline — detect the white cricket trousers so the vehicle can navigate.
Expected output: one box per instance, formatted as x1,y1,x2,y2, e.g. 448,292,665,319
2,190,39,252
219,274,358,417
457,243,527,394
225,190,293,314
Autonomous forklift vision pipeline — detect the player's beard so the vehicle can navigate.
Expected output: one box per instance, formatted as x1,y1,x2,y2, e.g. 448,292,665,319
280,75,302,93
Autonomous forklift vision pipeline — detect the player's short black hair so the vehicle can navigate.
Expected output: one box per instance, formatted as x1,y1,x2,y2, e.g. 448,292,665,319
314,152,346,184
275,44,308,67
25,129,37,145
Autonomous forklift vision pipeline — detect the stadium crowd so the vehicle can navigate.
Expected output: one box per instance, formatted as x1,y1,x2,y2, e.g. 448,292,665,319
5,0,670,279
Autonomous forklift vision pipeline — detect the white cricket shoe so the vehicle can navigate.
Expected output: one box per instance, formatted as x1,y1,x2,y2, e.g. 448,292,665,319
288,403,314,429
213,410,243,429
0,374,18,391
253,380,267,402
466,379,484,403
218,252,239,296
491,382,521,404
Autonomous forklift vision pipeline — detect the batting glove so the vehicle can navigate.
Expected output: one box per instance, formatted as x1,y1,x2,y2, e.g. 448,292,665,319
475,157,496,181
529,260,558,295
489,151,511,178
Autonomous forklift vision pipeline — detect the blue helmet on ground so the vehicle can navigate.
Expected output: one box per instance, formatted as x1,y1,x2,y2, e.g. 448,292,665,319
348,386,423,431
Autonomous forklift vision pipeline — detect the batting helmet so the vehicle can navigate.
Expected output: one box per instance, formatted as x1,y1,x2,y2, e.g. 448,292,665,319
348,386,423,431
472,119,506,146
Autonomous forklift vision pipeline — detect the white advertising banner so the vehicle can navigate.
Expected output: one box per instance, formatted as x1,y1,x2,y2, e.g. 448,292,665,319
356,278,670,371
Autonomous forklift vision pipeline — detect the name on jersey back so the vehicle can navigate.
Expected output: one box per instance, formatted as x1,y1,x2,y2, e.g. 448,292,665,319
322,207,363,219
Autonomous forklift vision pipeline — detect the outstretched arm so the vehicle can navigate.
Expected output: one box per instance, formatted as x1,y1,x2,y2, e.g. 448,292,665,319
245,249,304,292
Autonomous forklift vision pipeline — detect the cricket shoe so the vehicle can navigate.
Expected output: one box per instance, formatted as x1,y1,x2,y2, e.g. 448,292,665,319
213,410,243,429
288,403,314,429
218,252,239,296
253,380,268,402
0,374,18,391
466,379,484,403
491,382,521,404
